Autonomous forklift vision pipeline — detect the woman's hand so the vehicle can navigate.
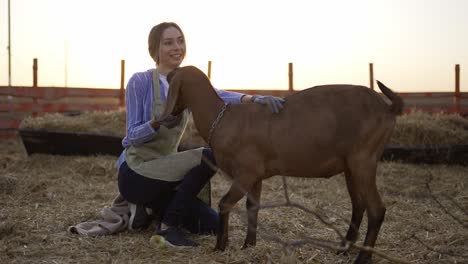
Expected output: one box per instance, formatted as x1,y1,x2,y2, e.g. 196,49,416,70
153,114,183,129
251,95,285,114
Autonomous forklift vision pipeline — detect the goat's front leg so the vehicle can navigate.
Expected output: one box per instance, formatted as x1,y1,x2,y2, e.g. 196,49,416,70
243,180,262,249
215,181,250,251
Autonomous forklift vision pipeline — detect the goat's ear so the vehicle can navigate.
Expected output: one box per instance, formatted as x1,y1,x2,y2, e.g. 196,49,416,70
167,67,179,84
160,75,182,121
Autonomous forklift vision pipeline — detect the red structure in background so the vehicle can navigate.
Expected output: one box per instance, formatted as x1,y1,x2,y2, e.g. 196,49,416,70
0,60,466,138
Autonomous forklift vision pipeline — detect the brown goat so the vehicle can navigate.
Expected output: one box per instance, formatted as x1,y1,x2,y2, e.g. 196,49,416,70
162,66,404,264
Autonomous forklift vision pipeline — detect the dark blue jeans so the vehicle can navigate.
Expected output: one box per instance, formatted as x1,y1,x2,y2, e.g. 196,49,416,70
118,148,218,234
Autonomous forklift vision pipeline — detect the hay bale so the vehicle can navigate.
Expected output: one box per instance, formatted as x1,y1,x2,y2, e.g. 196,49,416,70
390,110,468,147
20,108,127,138
20,109,208,148
19,109,468,148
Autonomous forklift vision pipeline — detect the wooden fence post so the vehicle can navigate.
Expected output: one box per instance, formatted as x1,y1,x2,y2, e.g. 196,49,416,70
120,59,125,107
369,63,374,90
288,62,294,94
207,60,212,80
455,64,460,113
33,58,38,117
33,58,38,87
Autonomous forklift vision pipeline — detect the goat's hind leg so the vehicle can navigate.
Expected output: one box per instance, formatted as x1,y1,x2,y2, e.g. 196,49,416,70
243,180,262,249
339,167,366,254
348,160,386,264
355,176,386,264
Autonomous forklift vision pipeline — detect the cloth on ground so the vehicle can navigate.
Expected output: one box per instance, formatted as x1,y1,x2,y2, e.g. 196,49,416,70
68,194,129,236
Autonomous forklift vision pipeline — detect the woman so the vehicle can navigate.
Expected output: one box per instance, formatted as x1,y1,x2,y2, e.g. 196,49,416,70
117,22,284,247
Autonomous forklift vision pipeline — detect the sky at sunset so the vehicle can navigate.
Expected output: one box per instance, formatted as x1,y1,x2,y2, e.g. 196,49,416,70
0,0,467,92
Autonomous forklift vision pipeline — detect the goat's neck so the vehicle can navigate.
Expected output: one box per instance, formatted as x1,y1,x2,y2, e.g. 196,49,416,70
184,86,225,143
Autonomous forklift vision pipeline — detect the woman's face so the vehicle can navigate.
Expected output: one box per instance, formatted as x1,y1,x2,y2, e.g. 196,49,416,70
158,26,185,71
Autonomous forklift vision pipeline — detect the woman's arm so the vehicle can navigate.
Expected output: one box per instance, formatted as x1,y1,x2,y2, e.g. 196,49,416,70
215,88,284,113
215,89,256,104
125,73,159,146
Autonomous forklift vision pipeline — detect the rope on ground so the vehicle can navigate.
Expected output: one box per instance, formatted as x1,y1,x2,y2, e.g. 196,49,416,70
425,171,468,228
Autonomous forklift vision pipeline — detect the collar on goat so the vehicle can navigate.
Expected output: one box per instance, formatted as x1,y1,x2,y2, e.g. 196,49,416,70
207,103,229,146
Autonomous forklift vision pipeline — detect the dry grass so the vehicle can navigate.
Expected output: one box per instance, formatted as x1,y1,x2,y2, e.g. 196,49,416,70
6,110,467,263
1,138,467,264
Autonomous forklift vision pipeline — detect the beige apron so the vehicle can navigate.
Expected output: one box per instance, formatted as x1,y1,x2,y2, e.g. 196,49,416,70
124,69,210,203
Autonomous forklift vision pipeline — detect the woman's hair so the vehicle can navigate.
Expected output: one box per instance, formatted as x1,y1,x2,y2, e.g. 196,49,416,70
148,22,185,64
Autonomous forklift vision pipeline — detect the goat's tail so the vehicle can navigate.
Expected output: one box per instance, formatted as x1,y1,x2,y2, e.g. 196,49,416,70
376,80,404,115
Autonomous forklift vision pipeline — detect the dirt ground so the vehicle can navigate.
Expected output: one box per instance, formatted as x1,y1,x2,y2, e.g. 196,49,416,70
0,138,467,264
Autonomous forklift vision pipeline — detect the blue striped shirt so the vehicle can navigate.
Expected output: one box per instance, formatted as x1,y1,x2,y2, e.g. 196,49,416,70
117,69,245,169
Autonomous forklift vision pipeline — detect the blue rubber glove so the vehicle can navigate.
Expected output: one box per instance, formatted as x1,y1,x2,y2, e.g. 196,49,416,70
252,95,285,114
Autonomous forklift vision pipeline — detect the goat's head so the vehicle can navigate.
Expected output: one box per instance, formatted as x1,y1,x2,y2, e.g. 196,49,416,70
160,66,209,122
159,67,187,122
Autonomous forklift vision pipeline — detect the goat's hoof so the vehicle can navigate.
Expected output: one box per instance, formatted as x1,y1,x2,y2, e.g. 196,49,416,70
214,244,226,252
241,242,255,250
338,247,359,256
337,240,354,255
353,254,372,264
